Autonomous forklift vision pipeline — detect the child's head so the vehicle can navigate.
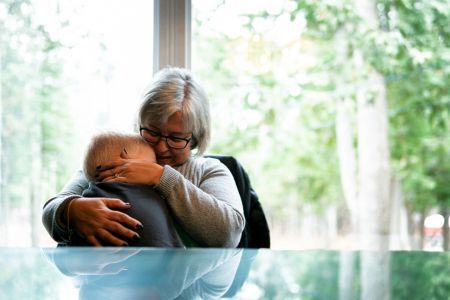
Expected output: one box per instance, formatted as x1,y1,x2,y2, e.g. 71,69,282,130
83,131,155,181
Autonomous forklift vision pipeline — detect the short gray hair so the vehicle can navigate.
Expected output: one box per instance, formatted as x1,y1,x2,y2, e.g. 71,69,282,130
137,67,211,156
83,132,150,181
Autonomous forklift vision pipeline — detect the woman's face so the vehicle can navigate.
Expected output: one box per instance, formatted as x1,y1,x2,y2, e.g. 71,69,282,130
146,111,192,167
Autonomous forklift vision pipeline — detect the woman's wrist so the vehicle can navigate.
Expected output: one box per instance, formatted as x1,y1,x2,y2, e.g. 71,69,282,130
65,198,76,232
58,196,81,230
151,164,164,185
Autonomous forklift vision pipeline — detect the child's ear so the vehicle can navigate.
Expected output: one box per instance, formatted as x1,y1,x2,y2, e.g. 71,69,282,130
120,148,130,159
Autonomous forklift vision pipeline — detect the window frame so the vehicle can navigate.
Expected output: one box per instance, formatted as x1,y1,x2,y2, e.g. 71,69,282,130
153,0,191,73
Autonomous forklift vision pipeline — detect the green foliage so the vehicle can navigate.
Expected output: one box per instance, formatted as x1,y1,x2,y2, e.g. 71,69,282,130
292,0,450,212
194,2,343,218
194,0,449,241
386,0,450,210
293,0,354,40
1,0,447,246
247,251,341,299
391,251,450,299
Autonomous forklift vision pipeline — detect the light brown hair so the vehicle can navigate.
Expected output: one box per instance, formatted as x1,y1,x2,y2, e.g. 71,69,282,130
83,132,153,181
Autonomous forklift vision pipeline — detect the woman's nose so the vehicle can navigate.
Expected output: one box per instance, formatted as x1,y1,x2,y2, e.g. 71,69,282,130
154,138,169,152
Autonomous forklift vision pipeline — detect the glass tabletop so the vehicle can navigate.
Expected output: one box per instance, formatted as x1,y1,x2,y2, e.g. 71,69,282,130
0,248,449,299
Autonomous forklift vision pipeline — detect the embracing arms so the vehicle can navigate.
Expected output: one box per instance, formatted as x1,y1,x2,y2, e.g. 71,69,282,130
42,170,142,246
156,158,245,247
42,157,245,247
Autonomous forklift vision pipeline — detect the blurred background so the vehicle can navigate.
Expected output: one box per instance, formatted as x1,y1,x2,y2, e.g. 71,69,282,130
0,0,449,251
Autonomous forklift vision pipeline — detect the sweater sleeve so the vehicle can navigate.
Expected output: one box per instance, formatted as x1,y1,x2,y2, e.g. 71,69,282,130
155,158,245,247
42,170,89,243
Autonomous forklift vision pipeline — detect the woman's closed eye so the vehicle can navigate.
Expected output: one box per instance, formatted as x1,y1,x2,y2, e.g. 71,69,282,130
147,129,160,137
168,136,187,142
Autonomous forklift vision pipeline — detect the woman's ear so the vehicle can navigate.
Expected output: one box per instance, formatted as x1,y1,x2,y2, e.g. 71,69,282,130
190,136,198,149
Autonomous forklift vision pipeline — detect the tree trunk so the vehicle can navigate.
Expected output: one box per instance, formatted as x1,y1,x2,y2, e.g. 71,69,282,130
339,251,356,300
356,53,392,300
419,212,425,250
334,27,359,248
336,97,359,244
406,208,421,250
389,176,410,249
30,87,43,246
0,47,4,244
356,53,391,250
361,251,391,300
442,207,449,251
31,133,42,246
325,206,337,248
354,0,392,299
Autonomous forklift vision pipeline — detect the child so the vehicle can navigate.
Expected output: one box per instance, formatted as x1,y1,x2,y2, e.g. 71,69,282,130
69,131,183,247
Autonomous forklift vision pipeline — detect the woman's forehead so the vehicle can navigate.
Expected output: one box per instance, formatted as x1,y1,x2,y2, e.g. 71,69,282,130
148,112,191,133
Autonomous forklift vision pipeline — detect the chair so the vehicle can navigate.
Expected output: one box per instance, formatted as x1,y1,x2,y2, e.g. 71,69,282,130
206,155,270,248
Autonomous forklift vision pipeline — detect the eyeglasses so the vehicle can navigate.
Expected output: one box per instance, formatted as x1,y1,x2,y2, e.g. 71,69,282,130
139,127,192,149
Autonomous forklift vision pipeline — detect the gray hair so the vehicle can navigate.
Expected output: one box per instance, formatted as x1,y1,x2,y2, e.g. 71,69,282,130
83,132,151,181
137,67,211,156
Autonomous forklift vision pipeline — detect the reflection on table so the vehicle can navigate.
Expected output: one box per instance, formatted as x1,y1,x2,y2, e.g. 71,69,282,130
0,248,449,299
46,247,246,300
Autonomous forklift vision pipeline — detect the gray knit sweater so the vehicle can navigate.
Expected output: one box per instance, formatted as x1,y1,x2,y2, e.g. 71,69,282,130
42,156,245,247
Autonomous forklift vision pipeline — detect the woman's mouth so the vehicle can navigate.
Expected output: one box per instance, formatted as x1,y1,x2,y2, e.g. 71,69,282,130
157,156,172,163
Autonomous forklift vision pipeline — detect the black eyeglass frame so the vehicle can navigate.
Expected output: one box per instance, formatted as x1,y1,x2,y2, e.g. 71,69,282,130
139,127,192,149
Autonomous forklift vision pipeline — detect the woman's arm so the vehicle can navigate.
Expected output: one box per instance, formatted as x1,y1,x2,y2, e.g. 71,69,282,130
42,170,142,245
95,156,245,247
156,157,245,247
42,170,88,243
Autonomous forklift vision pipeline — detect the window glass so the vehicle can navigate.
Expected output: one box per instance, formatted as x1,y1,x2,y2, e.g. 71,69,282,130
192,0,450,250
0,0,153,246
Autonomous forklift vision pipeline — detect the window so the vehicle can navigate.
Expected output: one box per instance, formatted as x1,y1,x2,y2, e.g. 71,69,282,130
192,0,450,250
0,0,153,246
1,0,448,250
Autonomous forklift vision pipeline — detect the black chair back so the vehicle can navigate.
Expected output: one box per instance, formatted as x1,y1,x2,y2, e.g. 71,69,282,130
206,155,270,248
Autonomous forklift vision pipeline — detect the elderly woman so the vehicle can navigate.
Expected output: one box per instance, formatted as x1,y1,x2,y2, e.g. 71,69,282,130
42,67,245,247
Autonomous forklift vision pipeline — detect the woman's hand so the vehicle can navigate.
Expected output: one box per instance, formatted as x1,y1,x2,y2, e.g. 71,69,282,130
66,197,143,246
96,151,164,185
